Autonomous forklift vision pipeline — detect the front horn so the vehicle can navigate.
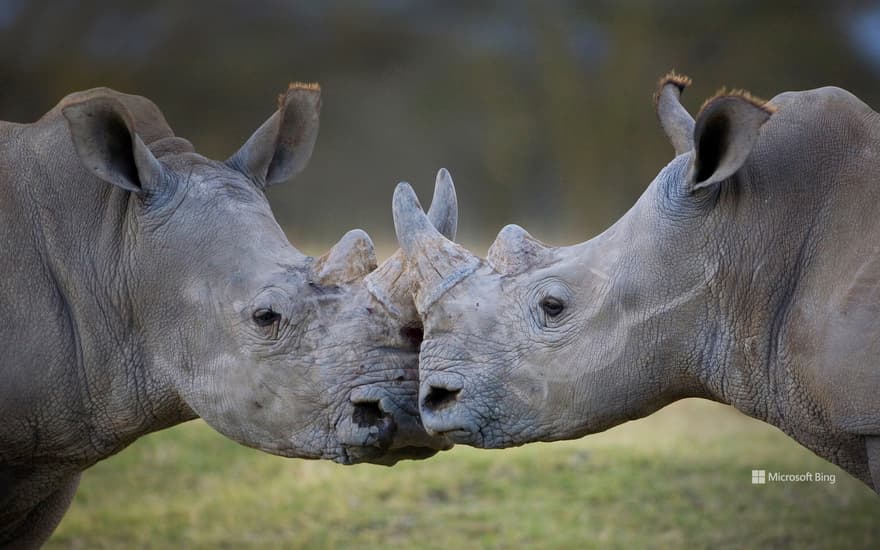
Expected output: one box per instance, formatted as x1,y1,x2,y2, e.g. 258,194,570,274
392,177,480,313
366,168,464,318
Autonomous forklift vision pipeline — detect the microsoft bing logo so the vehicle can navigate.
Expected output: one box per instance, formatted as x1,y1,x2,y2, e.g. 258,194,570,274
749,468,835,485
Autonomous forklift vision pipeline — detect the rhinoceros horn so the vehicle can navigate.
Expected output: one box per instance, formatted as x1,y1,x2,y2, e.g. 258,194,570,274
313,229,378,286
365,168,461,318
487,224,550,276
392,169,480,313
424,167,458,241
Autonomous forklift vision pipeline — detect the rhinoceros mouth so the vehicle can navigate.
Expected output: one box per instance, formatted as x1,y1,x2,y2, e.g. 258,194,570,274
336,443,387,465
419,411,482,444
333,444,442,466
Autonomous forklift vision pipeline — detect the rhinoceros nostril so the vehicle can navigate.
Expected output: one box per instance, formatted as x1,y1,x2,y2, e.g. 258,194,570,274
423,385,461,412
399,325,424,348
351,400,385,428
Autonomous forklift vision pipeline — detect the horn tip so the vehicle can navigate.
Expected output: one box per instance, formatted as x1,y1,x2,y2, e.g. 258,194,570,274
340,228,374,249
394,180,414,195
435,168,455,193
497,223,529,239
393,181,422,211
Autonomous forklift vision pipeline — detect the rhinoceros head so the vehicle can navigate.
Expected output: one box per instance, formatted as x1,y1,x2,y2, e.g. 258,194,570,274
394,75,775,449
61,84,452,464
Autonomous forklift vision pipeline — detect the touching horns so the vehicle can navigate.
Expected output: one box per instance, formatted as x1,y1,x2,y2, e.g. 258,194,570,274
391,169,479,313
366,168,463,317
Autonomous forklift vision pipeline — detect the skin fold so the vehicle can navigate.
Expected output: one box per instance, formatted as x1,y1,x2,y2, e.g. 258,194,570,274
395,74,880,495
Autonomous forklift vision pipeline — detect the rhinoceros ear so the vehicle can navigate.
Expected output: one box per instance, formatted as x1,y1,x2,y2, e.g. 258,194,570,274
229,82,321,188
689,90,775,191
487,224,550,276
62,97,165,195
654,71,695,156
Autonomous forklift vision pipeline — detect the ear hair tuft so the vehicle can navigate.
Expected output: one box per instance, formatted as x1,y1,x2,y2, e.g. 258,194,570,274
653,71,693,107
698,87,777,117
278,82,321,108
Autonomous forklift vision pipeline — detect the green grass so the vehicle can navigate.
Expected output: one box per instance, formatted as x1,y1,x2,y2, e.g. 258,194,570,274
48,399,879,549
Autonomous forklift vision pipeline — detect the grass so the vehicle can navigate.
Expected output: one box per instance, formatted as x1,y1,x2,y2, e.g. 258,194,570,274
48,399,880,549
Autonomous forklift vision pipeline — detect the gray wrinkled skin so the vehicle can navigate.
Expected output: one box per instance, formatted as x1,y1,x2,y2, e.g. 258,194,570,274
0,87,451,548
396,81,880,494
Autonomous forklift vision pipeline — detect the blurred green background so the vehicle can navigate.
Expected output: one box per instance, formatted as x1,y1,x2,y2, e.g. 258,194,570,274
4,0,879,547
48,401,880,549
5,0,880,251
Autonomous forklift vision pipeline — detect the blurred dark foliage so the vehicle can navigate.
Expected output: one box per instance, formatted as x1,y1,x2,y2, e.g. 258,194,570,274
1,0,879,251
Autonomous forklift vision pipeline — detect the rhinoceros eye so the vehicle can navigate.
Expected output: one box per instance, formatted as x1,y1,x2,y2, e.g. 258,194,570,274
253,308,281,328
541,296,565,318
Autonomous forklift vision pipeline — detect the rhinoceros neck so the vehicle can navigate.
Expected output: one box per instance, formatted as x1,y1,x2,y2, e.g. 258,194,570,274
0,115,191,467
571,212,716,429
693,91,880,442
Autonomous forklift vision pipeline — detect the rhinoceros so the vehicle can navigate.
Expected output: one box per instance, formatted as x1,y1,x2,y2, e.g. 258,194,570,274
0,85,454,548
393,73,880,493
